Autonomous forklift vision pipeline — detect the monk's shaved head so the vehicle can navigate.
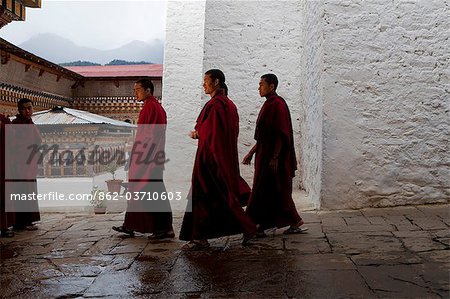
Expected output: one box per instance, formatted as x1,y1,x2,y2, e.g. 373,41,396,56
261,74,278,91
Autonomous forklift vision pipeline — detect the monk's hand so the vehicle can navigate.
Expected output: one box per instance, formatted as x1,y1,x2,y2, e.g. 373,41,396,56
189,130,199,139
270,157,278,173
242,153,253,165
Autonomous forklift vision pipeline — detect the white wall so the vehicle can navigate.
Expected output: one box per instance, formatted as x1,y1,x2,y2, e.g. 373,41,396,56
163,0,450,210
162,1,207,209
320,0,450,208
203,0,308,204
299,0,324,209
163,0,316,208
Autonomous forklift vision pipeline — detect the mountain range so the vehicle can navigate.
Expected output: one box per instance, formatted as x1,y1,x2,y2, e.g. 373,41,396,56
18,33,164,65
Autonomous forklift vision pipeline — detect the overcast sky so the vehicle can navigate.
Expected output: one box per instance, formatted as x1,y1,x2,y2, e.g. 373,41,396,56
0,0,167,50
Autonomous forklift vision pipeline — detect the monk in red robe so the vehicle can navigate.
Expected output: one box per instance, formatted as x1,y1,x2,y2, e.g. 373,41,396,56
1,114,15,237
10,98,41,230
243,74,307,236
113,79,173,239
180,69,256,250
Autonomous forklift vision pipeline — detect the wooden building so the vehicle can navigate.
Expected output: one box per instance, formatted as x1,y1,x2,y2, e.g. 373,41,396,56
0,0,40,29
28,106,135,178
0,38,80,116
0,39,162,178
0,38,163,123
67,64,163,124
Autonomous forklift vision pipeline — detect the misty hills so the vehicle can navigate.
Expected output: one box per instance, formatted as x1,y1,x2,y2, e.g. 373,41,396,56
18,33,164,65
60,60,153,66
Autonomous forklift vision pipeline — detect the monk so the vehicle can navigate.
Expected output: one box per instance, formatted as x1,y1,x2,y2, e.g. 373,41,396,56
113,78,174,239
179,69,256,250
10,98,41,230
243,74,307,236
0,114,15,237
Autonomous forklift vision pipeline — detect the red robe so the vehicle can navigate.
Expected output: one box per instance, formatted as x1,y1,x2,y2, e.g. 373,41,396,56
180,90,256,241
246,93,302,229
123,96,173,233
10,114,41,227
0,114,15,230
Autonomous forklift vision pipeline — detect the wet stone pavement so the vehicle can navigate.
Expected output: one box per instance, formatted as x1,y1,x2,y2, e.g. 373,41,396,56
0,204,449,298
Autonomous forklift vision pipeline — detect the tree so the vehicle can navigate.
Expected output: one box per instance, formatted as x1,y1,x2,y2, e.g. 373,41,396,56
105,59,152,65
59,61,101,66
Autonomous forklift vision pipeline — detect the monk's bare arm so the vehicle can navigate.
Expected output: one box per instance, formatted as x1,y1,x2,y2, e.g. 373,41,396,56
242,144,257,165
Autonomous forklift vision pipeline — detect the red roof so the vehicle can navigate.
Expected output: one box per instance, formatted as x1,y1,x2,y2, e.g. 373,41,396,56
65,64,163,78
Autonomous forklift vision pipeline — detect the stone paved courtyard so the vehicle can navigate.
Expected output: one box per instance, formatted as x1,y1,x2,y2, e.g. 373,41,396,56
1,204,449,298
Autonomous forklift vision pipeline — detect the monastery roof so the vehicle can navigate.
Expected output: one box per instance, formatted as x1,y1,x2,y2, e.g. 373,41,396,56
65,64,163,78
31,106,135,128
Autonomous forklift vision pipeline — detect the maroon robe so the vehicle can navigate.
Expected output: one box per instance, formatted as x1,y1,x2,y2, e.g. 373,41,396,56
246,93,302,229
180,90,256,241
123,96,173,233
0,114,15,230
10,114,41,227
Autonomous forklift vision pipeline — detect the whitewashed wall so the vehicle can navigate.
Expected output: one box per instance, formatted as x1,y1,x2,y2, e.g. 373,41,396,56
320,0,450,208
162,1,207,209
202,0,307,204
163,0,314,208
164,0,450,210
299,0,324,208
